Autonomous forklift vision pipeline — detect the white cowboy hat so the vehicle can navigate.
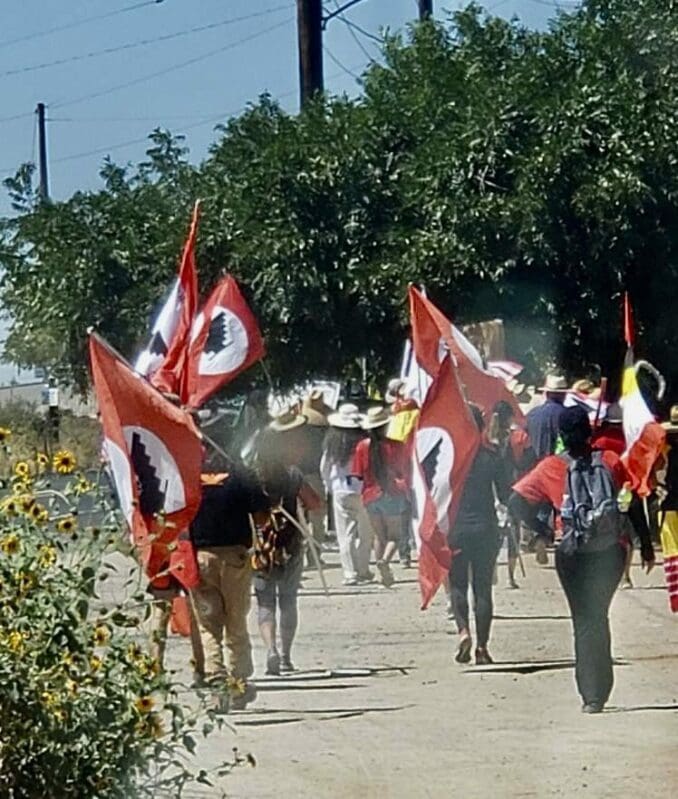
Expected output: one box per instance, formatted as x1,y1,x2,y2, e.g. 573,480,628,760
300,389,331,427
385,378,405,404
538,374,568,393
360,406,391,430
269,407,307,433
327,403,362,429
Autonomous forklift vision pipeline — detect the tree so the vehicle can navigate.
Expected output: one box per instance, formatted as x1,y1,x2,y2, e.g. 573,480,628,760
2,1,678,396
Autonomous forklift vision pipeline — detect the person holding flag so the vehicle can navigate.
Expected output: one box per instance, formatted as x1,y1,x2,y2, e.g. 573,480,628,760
449,404,510,665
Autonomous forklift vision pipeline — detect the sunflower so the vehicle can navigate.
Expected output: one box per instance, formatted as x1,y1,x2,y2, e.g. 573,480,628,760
16,571,36,594
0,427,11,443
41,691,59,709
37,544,56,569
89,654,103,672
19,495,35,514
1,498,19,517
135,712,164,738
56,516,77,534
35,452,49,470
93,624,111,646
53,450,76,475
0,534,21,556
14,461,30,479
30,504,48,524
7,631,25,653
75,475,95,495
134,696,155,715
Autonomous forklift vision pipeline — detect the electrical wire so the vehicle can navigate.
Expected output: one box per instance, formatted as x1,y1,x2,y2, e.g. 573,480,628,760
0,0,163,51
0,4,294,79
50,16,295,111
324,47,361,81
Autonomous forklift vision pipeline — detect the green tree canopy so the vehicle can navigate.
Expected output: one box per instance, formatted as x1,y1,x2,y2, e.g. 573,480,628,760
2,0,678,396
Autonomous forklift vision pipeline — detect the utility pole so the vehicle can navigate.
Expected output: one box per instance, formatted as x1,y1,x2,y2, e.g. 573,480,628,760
418,0,433,20
36,102,49,201
297,0,324,109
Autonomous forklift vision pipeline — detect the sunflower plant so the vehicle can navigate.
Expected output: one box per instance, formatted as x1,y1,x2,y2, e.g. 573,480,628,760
0,463,245,797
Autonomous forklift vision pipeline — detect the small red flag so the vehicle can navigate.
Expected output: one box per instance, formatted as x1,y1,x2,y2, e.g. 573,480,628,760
412,354,481,609
149,201,200,400
185,275,265,409
89,332,203,586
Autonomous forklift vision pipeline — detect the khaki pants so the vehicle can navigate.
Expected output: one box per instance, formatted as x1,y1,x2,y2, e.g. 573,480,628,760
189,545,254,682
149,597,204,676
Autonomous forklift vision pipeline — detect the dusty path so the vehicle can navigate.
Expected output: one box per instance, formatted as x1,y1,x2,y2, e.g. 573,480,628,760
164,549,678,798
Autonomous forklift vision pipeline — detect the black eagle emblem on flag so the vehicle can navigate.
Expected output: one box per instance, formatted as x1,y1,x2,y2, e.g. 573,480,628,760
204,311,234,355
129,430,167,516
148,331,168,357
421,435,443,494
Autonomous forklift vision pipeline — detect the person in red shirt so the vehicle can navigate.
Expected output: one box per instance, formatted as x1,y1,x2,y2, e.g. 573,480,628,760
352,406,409,587
509,406,653,713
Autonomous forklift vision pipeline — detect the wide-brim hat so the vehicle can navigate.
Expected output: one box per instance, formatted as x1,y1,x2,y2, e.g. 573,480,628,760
662,404,678,432
385,378,405,404
269,408,307,433
571,378,596,395
361,405,391,430
301,389,331,427
327,403,362,429
507,378,526,396
538,374,568,393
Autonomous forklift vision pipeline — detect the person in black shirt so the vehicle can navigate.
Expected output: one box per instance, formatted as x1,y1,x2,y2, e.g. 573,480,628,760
189,453,270,711
449,405,509,666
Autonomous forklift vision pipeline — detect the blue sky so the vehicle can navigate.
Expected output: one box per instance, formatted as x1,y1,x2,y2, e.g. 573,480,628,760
0,0,568,383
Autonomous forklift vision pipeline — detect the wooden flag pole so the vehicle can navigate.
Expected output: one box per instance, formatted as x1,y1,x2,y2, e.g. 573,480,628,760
593,376,608,428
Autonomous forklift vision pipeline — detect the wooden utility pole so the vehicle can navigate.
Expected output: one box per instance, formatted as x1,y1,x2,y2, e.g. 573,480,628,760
418,0,433,20
297,0,324,109
36,102,49,200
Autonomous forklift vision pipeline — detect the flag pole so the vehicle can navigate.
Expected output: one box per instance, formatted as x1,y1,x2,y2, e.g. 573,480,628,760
259,358,275,391
593,376,608,428
87,328,232,463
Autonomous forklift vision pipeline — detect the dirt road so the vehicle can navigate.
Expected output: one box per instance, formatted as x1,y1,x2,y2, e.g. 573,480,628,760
166,549,678,798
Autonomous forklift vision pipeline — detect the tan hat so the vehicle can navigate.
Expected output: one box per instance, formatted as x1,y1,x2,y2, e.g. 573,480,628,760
327,403,362,429
269,407,307,433
361,406,391,431
385,378,405,404
301,389,331,427
571,379,596,395
539,374,568,393
662,405,678,432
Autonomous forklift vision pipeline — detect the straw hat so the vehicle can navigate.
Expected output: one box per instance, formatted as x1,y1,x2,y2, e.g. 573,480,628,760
662,405,678,432
385,378,405,404
327,403,363,429
269,407,307,433
361,406,391,430
301,389,331,427
571,378,596,395
539,374,568,393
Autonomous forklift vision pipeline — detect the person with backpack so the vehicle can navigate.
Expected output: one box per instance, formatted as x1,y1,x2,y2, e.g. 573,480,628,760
508,406,654,713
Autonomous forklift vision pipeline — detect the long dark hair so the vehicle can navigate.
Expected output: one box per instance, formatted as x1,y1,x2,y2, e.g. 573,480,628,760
368,428,390,491
323,427,363,468
253,428,289,501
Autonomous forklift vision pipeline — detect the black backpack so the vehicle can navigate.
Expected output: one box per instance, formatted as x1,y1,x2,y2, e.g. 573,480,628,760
561,451,621,553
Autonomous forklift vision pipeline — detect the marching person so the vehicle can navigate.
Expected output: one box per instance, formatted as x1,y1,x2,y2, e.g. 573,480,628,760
252,409,322,675
320,404,374,585
449,405,509,665
298,390,332,556
188,452,269,711
509,406,654,713
352,407,410,587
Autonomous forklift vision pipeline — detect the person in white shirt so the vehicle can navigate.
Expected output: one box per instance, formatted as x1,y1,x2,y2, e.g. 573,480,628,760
320,404,374,585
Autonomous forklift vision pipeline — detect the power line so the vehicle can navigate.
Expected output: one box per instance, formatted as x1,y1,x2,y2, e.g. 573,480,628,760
324,47,361,81
0,0,163,51
50,16,295,111
0,4,294,80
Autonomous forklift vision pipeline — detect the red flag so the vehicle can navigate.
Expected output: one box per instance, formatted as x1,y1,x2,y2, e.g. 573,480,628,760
411,355,481,609
148,201,200,399
89,332,203,586
624,292,635,349
185,275,265,409
409,286,524,424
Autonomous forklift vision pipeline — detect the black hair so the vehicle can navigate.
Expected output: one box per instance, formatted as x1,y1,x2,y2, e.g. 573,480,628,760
368,428,390,491
559,405,592,456
493,400,514,423
323,427,363,468
468,403,485,433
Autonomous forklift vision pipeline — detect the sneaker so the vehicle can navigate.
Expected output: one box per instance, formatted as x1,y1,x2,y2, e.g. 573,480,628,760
376,560,394,587
230,681,257,711
342,577,359,586
280,657,295,673
582,702,604,714
265,650,280,676
455,636,472,664
475,648,494,666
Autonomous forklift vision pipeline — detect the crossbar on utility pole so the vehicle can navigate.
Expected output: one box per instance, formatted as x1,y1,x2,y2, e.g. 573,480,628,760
36,102,49,201
297,0,324,109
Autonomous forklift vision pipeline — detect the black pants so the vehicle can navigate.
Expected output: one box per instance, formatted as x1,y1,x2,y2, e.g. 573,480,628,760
449,535,499,647
555,544,625,706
